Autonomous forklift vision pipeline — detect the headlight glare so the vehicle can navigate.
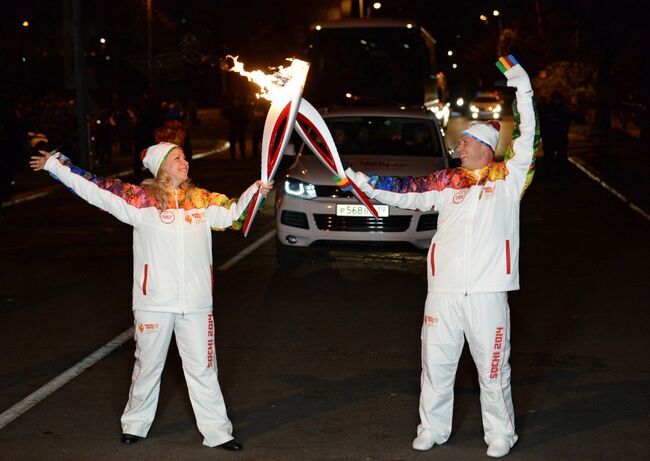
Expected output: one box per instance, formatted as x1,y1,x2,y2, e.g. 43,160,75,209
284,178,317,199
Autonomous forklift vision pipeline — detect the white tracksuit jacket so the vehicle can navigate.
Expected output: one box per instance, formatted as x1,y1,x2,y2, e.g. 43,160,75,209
44,153,259,312
348,89,538,295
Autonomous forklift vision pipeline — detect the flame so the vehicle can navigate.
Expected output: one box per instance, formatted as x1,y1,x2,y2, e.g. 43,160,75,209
226,55,309,102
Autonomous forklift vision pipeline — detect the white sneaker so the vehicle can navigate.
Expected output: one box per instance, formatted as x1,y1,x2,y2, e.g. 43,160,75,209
486,439,511,458
412,433,436,451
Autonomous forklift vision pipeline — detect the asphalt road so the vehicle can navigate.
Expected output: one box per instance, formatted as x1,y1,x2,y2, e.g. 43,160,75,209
0,118,648,460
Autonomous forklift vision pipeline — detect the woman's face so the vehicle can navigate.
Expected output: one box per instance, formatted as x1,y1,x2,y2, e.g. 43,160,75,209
162,147,189,187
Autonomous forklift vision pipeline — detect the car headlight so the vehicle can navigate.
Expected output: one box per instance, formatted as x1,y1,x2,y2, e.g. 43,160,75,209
494,104,502,112
456,97,464,107
470,105,479,112
284,178,317,199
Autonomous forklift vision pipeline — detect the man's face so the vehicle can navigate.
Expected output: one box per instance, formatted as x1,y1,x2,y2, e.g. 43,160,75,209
455,135,494,170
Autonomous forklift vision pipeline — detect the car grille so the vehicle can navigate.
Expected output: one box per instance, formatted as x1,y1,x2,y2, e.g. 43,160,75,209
280,210,309,229
313,214,411,232
416,213,438,231
314,184,355,198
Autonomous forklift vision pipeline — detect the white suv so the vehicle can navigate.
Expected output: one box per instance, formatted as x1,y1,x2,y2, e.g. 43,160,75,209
275,106,450,269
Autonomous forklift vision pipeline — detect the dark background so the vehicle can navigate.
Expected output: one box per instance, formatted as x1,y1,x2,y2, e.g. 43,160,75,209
1,0,647,134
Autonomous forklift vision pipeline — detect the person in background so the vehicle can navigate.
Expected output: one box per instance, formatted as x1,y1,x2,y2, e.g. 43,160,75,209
31,142,273,451
225,93,249,160
540,91,572,178
133,96,160,183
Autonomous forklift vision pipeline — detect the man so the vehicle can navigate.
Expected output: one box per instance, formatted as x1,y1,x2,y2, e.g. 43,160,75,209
343,56,538,458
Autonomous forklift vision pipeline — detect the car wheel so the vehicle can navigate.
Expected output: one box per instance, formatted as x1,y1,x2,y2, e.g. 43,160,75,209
276,239,303,272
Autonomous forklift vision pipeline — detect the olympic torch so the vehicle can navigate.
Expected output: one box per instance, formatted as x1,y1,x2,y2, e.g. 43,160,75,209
227,57,310,237
227,57,378,236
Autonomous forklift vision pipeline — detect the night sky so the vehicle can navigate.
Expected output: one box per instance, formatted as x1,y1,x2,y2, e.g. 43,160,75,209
0,0,647,111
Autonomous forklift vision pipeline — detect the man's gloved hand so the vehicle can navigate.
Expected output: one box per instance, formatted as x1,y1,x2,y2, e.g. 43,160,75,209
333,167,372,191
332,173,353,191
496,55,533,94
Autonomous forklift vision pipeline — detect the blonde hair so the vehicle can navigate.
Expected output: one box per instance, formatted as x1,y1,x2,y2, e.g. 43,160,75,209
142,168,195,211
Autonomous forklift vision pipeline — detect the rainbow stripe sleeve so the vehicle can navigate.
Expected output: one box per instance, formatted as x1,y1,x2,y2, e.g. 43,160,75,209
495,55,519,74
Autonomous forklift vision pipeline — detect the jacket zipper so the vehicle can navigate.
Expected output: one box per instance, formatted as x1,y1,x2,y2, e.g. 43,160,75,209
174,189,185,315
465,176,482,295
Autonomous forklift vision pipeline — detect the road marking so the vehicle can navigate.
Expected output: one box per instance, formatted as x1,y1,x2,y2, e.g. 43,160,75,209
0,223,274,430
569,156,650,221
1,142,230,208
0,328,134,430
219,229,276,271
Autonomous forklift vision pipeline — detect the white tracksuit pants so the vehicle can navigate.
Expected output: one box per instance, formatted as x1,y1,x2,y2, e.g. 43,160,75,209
121,311,234,447
417,292,517,448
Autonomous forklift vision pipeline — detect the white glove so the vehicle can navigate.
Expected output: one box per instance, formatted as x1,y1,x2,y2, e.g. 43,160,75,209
344,166,370,187
497,55,533,95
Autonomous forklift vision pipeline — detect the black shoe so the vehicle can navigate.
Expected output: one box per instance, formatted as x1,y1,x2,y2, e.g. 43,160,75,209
121,433,142,444
219,438,243,451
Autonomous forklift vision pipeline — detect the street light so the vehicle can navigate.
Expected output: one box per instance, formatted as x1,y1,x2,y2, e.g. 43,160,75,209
447,50,454,56
22,20,29,27
493,10,500,16
99,37,106,44
479,14,488,22
373,2,382,9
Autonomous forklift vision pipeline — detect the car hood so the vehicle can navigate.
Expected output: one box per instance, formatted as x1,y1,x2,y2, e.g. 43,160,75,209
472,101,502,109
286,155,447,185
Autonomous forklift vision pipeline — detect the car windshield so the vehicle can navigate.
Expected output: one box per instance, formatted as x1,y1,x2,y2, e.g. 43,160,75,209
303,28,427,106
301,116,443,157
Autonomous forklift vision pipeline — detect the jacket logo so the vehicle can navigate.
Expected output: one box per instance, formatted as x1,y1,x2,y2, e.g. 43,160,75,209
160,210,175,224
138,323,144,333
482,182,495,199
453,190,467,204
185,212,205,225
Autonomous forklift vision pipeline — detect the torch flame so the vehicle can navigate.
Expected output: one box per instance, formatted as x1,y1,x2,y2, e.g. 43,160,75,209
226,55,309,102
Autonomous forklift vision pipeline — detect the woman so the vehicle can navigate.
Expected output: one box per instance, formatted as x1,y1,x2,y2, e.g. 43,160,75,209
30,142,272,450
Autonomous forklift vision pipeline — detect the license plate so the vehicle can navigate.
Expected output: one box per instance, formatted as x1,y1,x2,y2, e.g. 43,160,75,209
336,204,389,217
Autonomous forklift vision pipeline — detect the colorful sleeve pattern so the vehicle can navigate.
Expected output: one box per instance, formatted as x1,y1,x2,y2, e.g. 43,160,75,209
186,188,255,231
54,154,158,208
370,167,479,193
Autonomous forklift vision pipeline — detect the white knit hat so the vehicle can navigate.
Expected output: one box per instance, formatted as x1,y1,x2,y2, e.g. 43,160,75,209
460,120,501,152
141,142,178,177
